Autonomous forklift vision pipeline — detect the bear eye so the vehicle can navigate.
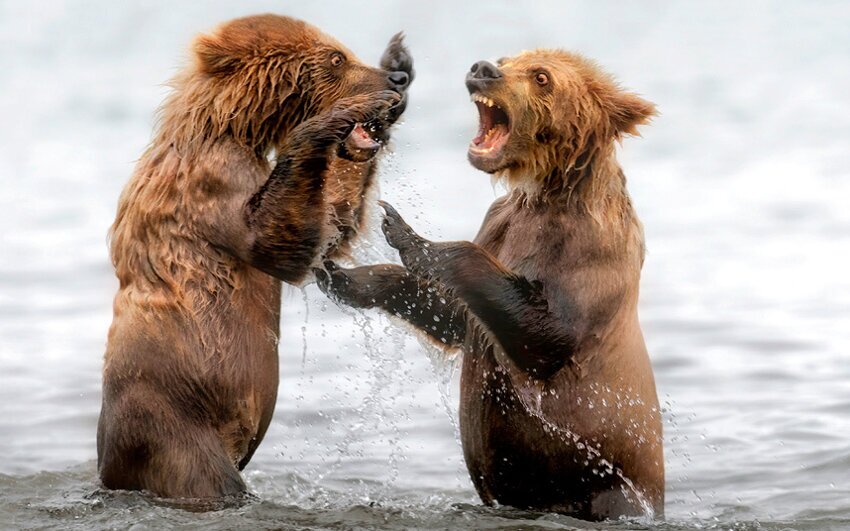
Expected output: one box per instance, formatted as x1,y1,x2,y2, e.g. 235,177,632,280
534,71,550,86
330,52,346,67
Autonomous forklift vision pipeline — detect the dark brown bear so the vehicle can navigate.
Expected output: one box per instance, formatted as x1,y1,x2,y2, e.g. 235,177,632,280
318,49,663,521
98,14,413,499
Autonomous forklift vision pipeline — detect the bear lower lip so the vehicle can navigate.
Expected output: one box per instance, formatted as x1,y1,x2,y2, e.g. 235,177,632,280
338,123,381,162
469,123,509,157
347,123,380,151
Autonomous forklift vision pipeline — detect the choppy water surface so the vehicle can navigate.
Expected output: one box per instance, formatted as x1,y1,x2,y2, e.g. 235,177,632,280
2,1,850,529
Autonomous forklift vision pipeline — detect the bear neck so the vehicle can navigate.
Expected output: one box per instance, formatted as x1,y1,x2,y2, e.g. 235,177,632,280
508,141,633,223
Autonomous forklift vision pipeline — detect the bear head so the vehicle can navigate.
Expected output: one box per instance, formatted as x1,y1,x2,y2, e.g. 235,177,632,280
166,14,411,155
464,49,655,194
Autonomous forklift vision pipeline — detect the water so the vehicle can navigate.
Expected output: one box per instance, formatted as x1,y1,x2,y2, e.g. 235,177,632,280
2,1,850,529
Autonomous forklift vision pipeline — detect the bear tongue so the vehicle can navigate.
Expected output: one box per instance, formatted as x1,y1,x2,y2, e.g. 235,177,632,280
346,123,381,151
474,123,509,153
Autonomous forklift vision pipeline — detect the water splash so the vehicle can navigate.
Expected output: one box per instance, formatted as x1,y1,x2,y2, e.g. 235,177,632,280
417,336,461,433
508,372,656,519
290,300,412,507
300,286,310,367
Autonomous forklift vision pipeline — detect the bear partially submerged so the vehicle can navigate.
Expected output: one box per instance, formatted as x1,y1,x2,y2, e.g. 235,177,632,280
318,50,663,520
98,15,413,499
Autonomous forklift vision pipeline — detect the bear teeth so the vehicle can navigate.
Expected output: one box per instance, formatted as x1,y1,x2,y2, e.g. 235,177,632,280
471,93,496,108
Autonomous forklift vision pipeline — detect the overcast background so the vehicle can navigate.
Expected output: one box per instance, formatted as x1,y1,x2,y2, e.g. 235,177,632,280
1,1,849,529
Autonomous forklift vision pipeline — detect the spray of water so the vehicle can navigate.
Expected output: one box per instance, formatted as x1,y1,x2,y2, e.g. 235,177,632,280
300,287,310,367
497,362,657,519
290,287,416,508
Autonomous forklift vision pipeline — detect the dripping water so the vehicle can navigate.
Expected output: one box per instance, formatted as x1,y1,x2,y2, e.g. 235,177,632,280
301,286,310,367
510,374,656,519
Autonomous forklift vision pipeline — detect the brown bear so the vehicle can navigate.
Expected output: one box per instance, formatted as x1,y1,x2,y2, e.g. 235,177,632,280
97,14,413,499
317,50,663,520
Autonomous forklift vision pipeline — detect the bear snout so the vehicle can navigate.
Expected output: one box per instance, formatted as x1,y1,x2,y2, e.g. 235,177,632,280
466,60,502,93
470,60,502,78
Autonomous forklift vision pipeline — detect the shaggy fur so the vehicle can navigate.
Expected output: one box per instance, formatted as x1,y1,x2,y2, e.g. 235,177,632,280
98,14,412,499
318,49,663,520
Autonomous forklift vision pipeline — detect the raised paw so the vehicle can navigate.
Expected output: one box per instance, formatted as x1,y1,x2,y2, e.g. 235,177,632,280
314,261,359,308
380,32,414,83
282,90,403,155
378,201,433,273
314,261,382,309
332,90,402,130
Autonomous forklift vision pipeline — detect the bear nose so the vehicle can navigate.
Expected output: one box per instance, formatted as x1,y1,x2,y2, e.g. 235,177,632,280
388,70,409,90
469,60,502,80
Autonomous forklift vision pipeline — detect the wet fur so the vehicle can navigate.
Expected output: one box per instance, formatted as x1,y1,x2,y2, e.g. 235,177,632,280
318,49,663,520
98,14,412,499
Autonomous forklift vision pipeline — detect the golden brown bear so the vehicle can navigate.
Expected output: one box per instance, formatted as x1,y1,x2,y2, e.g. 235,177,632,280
318,50,663,520
97,14,413,499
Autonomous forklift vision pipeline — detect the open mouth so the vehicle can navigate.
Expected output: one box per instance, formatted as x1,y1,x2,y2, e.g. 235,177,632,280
338,123,382,162
338,90,408,163
469,93,510,159
349,123,381,151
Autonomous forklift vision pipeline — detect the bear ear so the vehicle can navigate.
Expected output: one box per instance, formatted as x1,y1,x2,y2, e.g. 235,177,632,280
193,34,242,76
605,90,657,137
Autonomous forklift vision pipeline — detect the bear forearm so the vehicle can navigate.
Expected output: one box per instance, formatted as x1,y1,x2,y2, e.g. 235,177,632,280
243,154,330,283
376,270,466,348
441,269,575,379
380,201,576,376
238,93,401,282
317,263,466,347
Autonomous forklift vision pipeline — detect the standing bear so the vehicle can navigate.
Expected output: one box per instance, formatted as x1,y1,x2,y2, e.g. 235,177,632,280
318,50,663,520
98,14,413,499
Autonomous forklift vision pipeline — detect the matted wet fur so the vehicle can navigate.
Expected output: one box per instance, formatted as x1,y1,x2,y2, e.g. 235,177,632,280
97,14,413,499
318,49,663,521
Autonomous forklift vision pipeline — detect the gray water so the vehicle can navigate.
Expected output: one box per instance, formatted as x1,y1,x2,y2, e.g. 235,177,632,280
2,1,850,529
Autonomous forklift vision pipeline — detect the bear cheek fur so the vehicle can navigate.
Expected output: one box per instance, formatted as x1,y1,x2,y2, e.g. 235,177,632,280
189,38,308,152
304,60,397,124
507,60,656,187
493,76,561,186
